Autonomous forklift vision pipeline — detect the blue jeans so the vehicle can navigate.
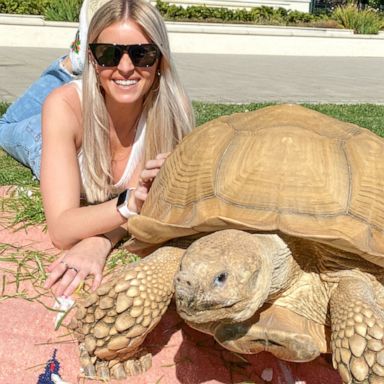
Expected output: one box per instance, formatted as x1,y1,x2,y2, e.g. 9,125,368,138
0,56,74,178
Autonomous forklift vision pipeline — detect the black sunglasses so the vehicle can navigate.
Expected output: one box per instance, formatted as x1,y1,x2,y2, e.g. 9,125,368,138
89,43,161,68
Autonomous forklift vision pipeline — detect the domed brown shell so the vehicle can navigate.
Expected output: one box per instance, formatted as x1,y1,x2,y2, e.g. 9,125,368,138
127,104,384,267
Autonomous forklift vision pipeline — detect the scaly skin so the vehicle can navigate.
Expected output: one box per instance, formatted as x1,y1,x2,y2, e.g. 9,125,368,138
329,276,384,384
71,246,185,379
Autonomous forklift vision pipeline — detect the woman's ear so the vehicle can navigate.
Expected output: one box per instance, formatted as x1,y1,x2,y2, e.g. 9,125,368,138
88,50,96,66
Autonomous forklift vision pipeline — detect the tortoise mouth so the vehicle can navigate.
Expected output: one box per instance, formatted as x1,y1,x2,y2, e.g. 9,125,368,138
251,339,283,347
176,298,247,323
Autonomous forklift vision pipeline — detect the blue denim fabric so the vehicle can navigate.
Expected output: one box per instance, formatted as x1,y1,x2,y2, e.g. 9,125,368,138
0,56,74,178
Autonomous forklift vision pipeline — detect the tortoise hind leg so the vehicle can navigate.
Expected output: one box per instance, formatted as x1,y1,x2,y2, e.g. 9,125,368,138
329,277,384,384
213,305,328,362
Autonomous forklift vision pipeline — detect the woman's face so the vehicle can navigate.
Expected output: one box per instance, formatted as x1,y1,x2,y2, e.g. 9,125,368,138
93,19,159,106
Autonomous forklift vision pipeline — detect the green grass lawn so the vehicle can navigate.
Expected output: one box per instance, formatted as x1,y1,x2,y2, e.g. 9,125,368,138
1,101,384,228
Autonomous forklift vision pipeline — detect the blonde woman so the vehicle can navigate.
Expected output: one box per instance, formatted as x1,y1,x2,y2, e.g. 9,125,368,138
42,0,194,297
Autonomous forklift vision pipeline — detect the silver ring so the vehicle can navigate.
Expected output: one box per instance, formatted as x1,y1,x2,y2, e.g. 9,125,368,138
67,266,79,273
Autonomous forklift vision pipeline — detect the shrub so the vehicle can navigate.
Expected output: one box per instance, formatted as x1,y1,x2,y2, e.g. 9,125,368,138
332,4,383,33
0,0,49,15
43,0,82,22
155,0,325,26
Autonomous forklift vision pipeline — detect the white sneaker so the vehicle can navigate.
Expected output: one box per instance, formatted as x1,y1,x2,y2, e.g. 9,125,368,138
69,0,109,75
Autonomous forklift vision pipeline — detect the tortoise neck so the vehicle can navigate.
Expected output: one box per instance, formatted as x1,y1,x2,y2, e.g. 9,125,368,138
269,236,296,297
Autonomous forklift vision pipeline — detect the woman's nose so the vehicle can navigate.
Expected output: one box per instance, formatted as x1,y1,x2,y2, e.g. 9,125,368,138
117,52,135,73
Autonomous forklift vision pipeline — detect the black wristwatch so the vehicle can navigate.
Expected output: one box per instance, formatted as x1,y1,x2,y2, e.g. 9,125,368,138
116,188,138,219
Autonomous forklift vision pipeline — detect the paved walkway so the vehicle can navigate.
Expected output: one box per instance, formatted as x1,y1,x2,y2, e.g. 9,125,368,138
1,47,384,104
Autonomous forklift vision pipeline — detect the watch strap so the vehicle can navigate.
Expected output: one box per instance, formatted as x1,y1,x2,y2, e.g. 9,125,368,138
117,188,138,219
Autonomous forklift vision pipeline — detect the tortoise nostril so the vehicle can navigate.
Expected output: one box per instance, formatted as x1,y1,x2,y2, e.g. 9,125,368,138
175,271,194,288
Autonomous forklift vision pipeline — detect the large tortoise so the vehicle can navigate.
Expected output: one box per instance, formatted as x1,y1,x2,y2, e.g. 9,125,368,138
71,104,384,383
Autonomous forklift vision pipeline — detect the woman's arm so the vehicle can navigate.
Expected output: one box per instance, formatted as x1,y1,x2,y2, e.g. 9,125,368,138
40,85,128,249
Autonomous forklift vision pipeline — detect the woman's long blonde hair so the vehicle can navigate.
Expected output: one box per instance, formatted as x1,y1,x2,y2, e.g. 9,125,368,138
81,0,194,203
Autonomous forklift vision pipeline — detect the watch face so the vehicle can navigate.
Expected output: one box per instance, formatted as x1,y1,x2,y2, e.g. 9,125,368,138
117,190,128,206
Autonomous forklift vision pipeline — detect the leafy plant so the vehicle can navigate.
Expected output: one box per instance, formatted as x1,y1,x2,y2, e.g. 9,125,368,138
43,0,82,22
0,0,49,15
0,102,10,117
332,4,383,33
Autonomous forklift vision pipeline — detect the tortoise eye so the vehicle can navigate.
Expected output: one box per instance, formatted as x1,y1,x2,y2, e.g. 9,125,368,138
213,272,228,287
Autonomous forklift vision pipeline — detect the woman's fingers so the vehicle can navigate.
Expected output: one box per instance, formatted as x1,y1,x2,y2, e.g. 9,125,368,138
44,261,67,288
46,253,66,272
52,268,78,297
140,168,161,183
132,155,169,210
91,272,103,291
156,152,170,160
134,186,148,202
63,270,88,297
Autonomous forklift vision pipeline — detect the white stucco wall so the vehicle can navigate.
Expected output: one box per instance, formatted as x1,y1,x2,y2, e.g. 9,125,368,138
1,15,383,57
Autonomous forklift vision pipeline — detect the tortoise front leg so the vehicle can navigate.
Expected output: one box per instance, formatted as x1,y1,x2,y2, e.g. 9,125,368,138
73,246,185,379
329,277,384,384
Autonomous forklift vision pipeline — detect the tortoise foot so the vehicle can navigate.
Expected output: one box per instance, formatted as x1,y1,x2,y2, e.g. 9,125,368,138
330,279,384,383
79,348,152,380
123,350,152,376
79,343,97,378
95,361,110,380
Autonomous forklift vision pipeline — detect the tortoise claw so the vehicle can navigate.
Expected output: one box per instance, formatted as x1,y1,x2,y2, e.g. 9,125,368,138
110,362,127,379
123,350,152,376
95,361,110,380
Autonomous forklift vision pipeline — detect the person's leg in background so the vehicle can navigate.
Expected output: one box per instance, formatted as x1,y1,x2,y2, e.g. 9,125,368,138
0,0,108,177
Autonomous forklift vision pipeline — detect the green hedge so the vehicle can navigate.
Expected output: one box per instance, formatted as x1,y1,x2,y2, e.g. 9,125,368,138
0,0,82,21
0,0,50,15
156,0,322,25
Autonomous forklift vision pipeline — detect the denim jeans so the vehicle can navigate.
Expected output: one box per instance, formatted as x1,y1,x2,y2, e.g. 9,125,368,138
0,56,74,178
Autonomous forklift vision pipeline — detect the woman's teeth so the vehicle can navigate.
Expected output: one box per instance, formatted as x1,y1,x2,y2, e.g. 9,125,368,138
114,79,138,86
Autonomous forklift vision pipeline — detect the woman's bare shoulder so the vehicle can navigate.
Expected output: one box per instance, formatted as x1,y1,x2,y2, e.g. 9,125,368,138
45,82,81,110
43,82,83,140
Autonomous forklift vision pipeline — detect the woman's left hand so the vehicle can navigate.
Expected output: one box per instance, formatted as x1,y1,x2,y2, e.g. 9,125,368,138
132,152,170,212
44,236,111,297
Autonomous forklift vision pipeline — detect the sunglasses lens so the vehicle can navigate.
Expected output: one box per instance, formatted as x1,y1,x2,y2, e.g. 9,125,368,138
129,44,159,67
91,44,122,67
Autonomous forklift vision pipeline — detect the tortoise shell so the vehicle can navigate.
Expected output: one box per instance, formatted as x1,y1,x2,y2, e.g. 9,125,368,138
127,104,384,266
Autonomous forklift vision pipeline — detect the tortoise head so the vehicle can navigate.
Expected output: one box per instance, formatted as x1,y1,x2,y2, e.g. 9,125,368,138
175,229,289,324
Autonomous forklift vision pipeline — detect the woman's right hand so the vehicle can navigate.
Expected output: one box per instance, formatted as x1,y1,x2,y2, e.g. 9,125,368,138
44,235,112,297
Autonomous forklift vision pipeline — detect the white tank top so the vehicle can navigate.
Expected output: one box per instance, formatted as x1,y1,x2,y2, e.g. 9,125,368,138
72,79,146,192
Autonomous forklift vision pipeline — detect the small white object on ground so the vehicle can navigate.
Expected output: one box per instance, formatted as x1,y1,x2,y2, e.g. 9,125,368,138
53,296,74,329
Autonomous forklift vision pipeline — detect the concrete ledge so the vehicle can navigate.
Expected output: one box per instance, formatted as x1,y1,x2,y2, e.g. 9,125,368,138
0,14,383,57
